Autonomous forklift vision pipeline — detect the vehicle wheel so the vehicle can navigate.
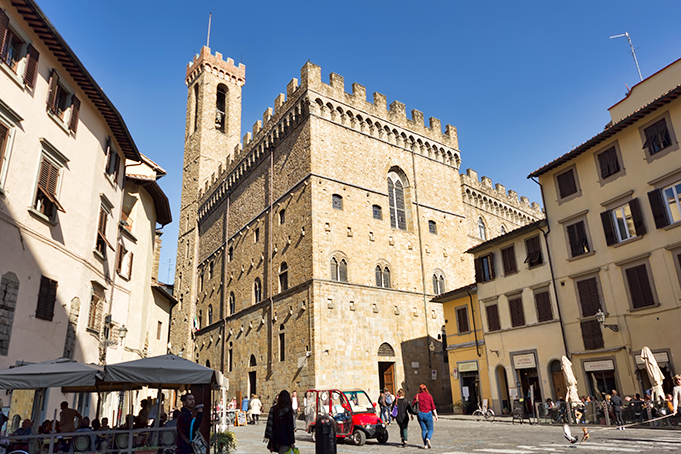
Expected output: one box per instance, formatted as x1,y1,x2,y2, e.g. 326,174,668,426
472,409,483,422
376,432,389,444
310,428,316,443
352,429,366,446
486,409,495,423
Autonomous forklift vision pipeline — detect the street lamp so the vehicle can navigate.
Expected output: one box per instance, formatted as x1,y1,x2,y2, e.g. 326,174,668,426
595,309,619,332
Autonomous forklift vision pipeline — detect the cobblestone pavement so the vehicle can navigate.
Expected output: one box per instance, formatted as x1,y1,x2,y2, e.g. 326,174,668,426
226,417,681,454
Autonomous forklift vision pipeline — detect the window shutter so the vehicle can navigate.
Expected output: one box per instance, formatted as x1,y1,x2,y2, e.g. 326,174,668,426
339,259,347,282
36,276,57,321
502,246,517,274
647,189,670,229
580,320,603,350
600,210,618,246
69,95,80,132
557,170,577,198
474,258,483,283
577,278,600,316
23,44,39,89
47,70,59,113
488,253,495,279
626,264,655,309
457,308,469,333
0,10,8,57
629,198,646,236
567,223,580,256
486,304,500,332
509,298,524,327
116,244,124,273
128,252,134,278
38,158,65,212
535,292,553,322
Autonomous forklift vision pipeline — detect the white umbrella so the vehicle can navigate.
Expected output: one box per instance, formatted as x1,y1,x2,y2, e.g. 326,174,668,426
641,347,665,401
561,356,580,403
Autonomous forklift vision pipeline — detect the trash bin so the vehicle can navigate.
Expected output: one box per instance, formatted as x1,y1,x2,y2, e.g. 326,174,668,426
315,413,336,454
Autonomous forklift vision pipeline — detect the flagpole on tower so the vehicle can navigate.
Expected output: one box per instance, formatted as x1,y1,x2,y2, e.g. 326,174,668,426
206,13,212,48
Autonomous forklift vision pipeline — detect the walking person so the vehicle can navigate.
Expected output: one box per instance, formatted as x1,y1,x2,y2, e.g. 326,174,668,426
395,389,413,447
413,384,438,449
250,394,263,425
384,389,394,424
611,390,624,429
378,390,387,421
176,394,203,454
264,390,296,454
672,374,681,415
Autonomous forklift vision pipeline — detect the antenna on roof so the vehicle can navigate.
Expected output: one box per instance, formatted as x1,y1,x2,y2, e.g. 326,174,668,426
609,32,642,82
206,13,212,48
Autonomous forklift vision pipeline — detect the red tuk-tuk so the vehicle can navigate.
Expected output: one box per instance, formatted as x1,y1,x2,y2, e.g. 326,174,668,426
304,389,388,445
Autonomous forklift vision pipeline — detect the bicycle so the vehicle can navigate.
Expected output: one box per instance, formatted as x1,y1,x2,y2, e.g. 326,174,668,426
473,401,495,422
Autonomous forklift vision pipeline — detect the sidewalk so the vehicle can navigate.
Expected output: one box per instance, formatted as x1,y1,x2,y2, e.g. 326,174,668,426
438,413,514,423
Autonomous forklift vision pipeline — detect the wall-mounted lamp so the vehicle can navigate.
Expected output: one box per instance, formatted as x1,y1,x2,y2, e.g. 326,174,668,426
595,309,619,332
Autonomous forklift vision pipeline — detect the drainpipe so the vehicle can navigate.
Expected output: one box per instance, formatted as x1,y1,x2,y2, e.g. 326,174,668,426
530,177,570,359
466,289,481,358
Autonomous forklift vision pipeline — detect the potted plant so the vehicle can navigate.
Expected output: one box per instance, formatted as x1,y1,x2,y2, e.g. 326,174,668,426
452,400,465,414
211,430,237,454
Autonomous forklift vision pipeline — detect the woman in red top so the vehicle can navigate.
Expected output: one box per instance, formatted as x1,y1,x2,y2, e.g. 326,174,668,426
413,384,438,449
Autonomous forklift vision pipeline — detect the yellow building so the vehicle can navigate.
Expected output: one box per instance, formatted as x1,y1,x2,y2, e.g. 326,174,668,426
433,284,491,414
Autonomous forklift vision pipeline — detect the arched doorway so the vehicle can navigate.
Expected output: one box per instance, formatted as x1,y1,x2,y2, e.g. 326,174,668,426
377,343,395,394
550,360,565,400
248,355,256,397
496,365,510,414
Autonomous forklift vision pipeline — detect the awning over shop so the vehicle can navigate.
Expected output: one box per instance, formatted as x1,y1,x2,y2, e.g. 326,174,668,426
0,358,103,389
103,354,221,388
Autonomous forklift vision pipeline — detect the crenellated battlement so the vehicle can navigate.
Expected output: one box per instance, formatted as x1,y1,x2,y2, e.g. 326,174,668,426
460,168,543,219
185,46,246,87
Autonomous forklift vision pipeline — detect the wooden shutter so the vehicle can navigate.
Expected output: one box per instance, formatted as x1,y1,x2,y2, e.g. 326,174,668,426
509,298,525,327
46,69,59,113
116,244,124,273
474,257,483,283
37,158,65,212
105,136,111,156
0,123,7,168
69,95,80,132
567,223,580,256
456,307,469,333
557,170,577,198
600,210,618,246
580,320,603,350
577,278,601,316
0,10,8,58
23,44,39,89
486,304,500,332
535,291,553,322
625,264,655,309
36,275,57,321
488,253,495,279
127,252,134,278
629,198,646,236
502,246,517,274
648,189,670,229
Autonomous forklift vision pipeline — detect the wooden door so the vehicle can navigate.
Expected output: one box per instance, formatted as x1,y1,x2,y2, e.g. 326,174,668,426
552,371,566,400
380,362,395,394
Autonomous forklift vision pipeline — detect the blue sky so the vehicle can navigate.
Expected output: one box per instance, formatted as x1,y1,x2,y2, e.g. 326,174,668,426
35,0,681,284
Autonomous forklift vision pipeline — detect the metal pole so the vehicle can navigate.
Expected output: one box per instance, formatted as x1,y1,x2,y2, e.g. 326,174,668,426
625,33,643,82
206,13,212,48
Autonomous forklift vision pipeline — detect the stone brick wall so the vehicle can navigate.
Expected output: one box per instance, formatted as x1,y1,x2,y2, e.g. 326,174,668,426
0,272,19,356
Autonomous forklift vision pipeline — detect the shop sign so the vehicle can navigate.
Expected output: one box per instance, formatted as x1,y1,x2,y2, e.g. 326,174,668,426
584,360,614,372
458,361,478,372
411,362,420,368
634,352,669,365
513,353,536,369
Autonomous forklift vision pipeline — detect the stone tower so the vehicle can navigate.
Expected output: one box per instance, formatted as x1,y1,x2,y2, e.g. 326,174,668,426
171,46,245,358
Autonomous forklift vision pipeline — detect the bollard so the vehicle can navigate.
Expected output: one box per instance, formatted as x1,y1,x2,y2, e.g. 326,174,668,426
315,413,336,454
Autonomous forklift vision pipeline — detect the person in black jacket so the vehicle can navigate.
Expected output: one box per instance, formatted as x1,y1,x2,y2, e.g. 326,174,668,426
177,394,203,454
265,390,296,454
395,389,413,447
611,390,624,429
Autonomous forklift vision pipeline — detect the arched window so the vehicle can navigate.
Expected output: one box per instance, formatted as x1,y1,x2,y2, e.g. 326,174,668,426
279,324,286,362
216,84,227,132
207,305,213,325
375,265,382,287
428,220,437,234
388,172,407,230
249,354,256,367
331,258,338,281
279,262,288,292
228,246,233,262
339,259,348,282
229,292,235,315
376,265,391,288
383,267,391,288
478,217,487,240
206,360,211,368
254,278,262,304
501,225,507,235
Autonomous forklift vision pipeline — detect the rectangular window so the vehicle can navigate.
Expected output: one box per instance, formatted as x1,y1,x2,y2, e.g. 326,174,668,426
643,119,672,155
576,277,601,317
35,275,57,321
254,228,259,243
624,264,656,309
580,319,604,350
534,291,553,322
332,194,343,210
46,69,80,133
474,253,495,283
456,306,469,333
104,138,121,182
428,220,437,234
601,199,647,245
116,244,133,279
486,304,501,332
34,156,66,219
372,205,382,220
95,206,109,257
524,236,543,267
566,221,590,257
1,26,24,72
509,297,525,327
157,321,162,340
87,287,104,332
556,169,578,199
228,349,233,372
279,332,285,361
597,147,620,179
501,245,517,275
654,182,681,227
0,11,39,88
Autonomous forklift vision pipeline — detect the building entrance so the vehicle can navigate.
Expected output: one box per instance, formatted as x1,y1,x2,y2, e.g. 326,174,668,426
460,371,479,414
517,368,542,414
550,360,566,400
378,362,395,394
248,371,256,397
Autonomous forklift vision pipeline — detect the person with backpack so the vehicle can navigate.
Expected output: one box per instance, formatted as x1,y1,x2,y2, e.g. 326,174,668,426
384,389,394,424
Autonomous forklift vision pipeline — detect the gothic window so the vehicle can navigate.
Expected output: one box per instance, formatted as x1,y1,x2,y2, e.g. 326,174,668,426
376,265,391,288
387,172,407,230
477,217,487,240
229,292,235,316
279,262,289,292
432,272,445,295
216,84,227,132
500,225,507,235
330,257,348,282
254,278,262,304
